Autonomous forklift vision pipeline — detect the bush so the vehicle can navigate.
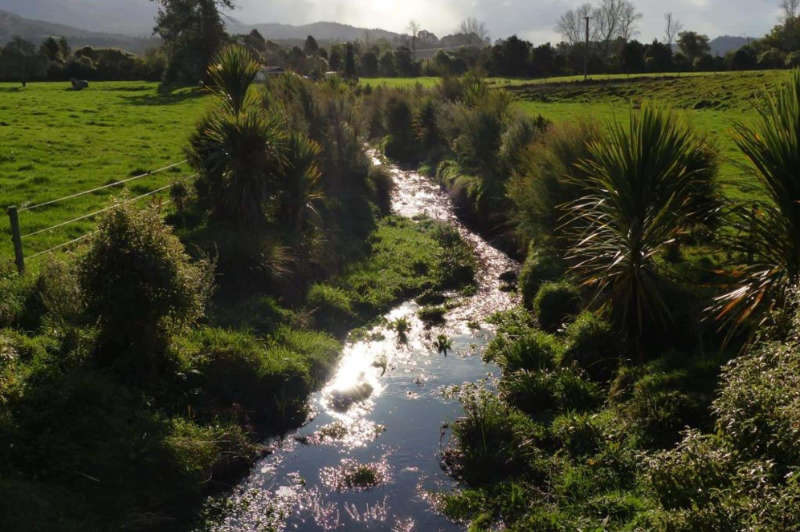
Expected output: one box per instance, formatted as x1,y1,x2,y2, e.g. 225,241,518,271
501,368,602,418
712,338,800,471
645,429,737,510
502,330,561,373
519,248,565,309
534,281,581,332
78,202,211,372
551,412,604,458
561,312,620,382
507,120,601,250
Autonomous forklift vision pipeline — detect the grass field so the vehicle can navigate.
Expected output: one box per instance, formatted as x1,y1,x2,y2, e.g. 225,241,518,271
0,82,212,263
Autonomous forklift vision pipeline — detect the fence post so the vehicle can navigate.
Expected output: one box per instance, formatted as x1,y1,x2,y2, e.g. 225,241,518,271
7,206,24,274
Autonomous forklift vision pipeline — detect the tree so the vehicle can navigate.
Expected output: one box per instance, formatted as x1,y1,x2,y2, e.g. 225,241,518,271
407,20,420,51
620,40,646,73
458,17,489,42
304,35,319,56
491,36,532,77
39,37,62,62
619,1,643,41
151,0,234,84
664,13,683,46
0,37,47,86
328,47,342,71
394,46,416,77
360,51,378,77
595,0,641,51
557,3,595,45
343,42,357,79
677,31,710,63
379,51,395,76
566,105,717,352
645,39,672,72
243,29,266,54
782,0,800,21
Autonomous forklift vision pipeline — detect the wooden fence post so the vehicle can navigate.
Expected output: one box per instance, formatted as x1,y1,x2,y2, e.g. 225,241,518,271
7,206,24,274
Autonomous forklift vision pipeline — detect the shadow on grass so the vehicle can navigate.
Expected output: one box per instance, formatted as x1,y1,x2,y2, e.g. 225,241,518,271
121,86,207,106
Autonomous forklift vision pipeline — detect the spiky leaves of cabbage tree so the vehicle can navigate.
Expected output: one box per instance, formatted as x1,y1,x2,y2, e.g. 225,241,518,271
713,71,800,330
565,105,716,350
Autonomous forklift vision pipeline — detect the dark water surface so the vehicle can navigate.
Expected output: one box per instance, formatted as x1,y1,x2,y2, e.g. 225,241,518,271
210,155,519,531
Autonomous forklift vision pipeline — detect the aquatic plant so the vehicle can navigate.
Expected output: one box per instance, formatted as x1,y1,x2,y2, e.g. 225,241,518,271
435,334,453,355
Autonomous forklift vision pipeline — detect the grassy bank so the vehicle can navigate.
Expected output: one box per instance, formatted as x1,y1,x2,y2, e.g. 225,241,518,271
0,82,212,260
0,212,476,531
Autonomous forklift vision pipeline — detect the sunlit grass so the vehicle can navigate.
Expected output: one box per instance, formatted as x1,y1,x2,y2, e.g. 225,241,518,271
0,81,213,261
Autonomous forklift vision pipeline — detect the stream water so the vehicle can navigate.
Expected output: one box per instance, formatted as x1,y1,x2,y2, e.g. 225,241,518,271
210,156,519,531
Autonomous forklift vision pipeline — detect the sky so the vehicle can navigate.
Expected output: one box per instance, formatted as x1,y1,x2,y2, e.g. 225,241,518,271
230,0,784,42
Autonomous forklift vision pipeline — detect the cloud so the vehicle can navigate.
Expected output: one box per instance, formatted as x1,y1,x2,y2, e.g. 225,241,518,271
232,0,782,42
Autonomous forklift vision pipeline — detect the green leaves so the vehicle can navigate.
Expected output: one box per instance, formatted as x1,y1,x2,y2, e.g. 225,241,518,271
565,104,716,345
714,71,800,330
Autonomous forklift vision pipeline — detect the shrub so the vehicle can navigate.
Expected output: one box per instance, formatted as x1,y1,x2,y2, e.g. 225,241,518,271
645,429,737,510
448,384,536,483
561,312,620,382
519,247,565,309
502,330,561,373
507,120,601,250
79,202,211,371
621,371,707,449
501,368,602,418
551,412,604,458
306,283,354,332
712,338,800,471
384,95,416,162
534,281,581,332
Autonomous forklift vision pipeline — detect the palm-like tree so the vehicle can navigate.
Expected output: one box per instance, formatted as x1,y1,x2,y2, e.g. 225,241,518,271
281,133,323,235
206,43,262,114
189,107,288,229
713,71,800,329
565,105,716,350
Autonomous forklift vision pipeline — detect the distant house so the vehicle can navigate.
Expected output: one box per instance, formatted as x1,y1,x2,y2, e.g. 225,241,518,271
255,66,285,81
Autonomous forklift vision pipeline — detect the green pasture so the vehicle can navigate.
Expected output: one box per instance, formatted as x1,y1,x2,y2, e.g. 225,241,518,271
0,81,212,262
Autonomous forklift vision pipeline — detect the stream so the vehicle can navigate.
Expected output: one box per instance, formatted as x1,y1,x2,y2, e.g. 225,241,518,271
209,155,519,531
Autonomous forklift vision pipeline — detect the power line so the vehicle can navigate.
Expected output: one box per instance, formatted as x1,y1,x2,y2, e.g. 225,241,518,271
21,176,195,239
19,160,187,213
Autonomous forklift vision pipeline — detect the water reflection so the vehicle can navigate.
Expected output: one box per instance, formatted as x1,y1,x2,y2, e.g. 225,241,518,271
207,156,518,531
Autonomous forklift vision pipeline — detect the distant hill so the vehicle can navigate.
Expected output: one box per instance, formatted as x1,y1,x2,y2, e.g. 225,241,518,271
227,19,405,44
710,35,754,57
0,9,158,53
1,0,156,36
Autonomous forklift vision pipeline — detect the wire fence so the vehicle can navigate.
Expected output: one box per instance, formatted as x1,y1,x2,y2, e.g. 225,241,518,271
6,162,195,272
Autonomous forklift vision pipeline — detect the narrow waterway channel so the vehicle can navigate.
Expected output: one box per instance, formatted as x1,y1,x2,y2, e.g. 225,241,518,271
209,155,519,531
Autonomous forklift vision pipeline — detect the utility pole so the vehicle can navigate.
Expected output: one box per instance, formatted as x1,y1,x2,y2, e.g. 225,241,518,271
584,16,591,81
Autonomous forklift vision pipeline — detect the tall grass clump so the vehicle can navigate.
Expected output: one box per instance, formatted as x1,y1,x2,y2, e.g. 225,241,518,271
714,71,800,331
565,105,717,353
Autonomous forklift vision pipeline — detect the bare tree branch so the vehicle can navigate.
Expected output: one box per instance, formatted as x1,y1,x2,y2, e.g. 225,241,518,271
664,12,684,46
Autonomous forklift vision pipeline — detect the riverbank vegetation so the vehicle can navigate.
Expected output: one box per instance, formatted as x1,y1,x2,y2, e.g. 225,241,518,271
0,47,476,531
364,70,800,528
